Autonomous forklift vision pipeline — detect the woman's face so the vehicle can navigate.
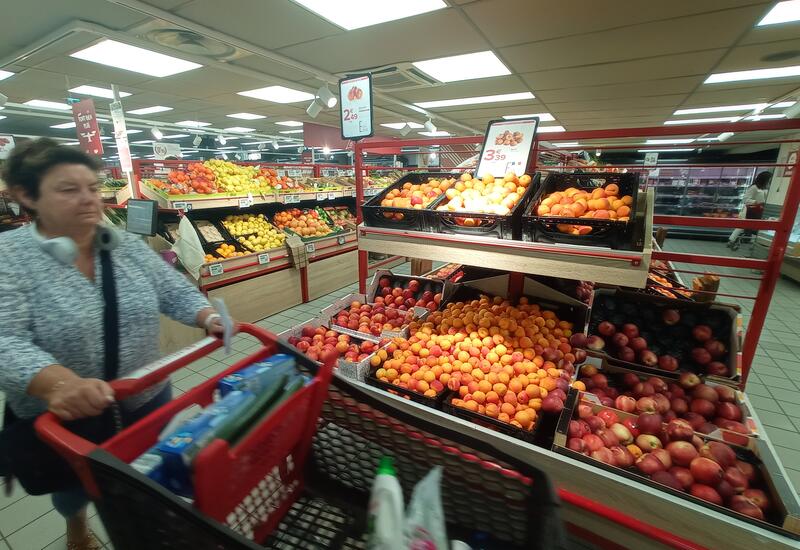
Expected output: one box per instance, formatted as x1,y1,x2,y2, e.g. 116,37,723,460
24,164,102,233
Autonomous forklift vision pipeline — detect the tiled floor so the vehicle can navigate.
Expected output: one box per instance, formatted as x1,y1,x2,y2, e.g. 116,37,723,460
2,244,800,548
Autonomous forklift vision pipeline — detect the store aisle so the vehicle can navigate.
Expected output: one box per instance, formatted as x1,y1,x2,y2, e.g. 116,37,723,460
1,255,800,549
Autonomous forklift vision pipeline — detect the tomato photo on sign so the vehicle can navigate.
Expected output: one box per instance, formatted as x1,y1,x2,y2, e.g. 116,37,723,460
355,87,363,100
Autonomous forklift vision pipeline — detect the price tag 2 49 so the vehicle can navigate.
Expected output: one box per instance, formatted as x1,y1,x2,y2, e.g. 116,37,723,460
257,253,270,265
208,263,224,276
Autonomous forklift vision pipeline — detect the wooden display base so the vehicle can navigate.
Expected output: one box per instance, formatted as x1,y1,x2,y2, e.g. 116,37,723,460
342,376,800,550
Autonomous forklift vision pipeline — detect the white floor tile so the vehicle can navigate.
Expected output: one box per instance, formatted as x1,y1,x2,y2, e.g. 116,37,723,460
5,509,63,550
0,493,53,537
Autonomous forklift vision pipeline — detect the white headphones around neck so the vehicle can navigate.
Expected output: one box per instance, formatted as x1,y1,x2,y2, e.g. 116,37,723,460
31,224,120,265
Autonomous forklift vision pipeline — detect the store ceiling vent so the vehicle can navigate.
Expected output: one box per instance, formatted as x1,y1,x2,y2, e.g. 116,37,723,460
130,20,248,61
343,63,438,92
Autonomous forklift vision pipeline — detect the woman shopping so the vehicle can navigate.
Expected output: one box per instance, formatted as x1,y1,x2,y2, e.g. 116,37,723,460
727,170,771,250
0,139,225,550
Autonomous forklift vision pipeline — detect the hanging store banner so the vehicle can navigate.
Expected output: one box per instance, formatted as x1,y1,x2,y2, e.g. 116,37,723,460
110,100,133,173
71,99,103,156
476,117,539,178
339,73,373,140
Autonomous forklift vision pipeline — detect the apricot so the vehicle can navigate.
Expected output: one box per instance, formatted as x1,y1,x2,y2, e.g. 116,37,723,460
591,188,606,199
621,195,633,206
617,205,631,217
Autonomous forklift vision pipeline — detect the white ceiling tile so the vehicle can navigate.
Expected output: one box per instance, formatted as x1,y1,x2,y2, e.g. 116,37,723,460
535,76,701,104
711,38,800,73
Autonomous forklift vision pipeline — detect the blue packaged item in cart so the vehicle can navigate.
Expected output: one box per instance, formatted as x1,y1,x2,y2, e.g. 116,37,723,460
156,390,256,497
218,353,296,396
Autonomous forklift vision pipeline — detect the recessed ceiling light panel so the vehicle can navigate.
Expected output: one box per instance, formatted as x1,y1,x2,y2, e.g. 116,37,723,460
415,92,534,109
279,129,304,134
381,122,424,129
502,113,555,121
71,39,202,77
418,131,451,136
758,0,800,26
128,105,173,115
68,85,131,99
24,99,71,110
223,127,256,133
705,65,800,84
275,120,304,127
413,51,510,82
664,116,739,125
50,122,77,129
0,70,14,81
226,112,266,120
238,85,314,104
175,120,211,128
537,125,566,133
292,0,446,30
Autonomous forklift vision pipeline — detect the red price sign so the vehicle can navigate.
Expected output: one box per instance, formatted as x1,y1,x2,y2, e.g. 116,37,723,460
482,149,507,162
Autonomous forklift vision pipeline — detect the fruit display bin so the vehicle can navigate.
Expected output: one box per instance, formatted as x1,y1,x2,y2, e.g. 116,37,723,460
586,288,741,384
365,372,449,409
277,317,388,382
365,269,455,313
278,208,345,243
361,172,460,231
552,394,800,538
574,355,759,441
640,269,695,301
427,173,541,240
522,172,644,251
320,292,421,341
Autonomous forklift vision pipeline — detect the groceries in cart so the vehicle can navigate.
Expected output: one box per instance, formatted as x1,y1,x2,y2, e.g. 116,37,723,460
131,353,308,498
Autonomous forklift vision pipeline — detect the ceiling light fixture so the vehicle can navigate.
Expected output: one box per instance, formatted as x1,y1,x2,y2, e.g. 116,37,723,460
125,129,142,135
70,39,201,77
226,112,266,120
744,113,786,121
705,65,800,84
415,92,534,109
128,105,172,115
758,0,800,26
279,129,304,134
161,133,189,139
0,70,14,81
419,131,450,137
551,142,579,147
221,153,228,160
316,85,337,108
664,116,739,125
193,135,202,146
176,120,211,128
381,122,424,129
238,85,315,104
537,125,566,133
773,100,797,109
322,146,331,155
272,140,279,150
424,119,436,133
673,103,770,115
502,113,555,122
50,122,77,129
24,99,71,110
292,0,446,30
275,120,304,127
412,51,510,82
217,135,227,145
400,124,412,136
151,127,163,140
637,148,696,153
68,85,131,99
645,138,696,145
306,99,323,118
223,127,256,133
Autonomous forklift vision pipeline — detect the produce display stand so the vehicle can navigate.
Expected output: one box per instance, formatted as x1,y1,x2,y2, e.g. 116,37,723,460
349,119,800,550
128,159,405,330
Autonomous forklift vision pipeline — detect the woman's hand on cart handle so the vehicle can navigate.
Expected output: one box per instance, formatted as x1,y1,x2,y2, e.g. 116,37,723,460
197,307,231,337
28,365,114,421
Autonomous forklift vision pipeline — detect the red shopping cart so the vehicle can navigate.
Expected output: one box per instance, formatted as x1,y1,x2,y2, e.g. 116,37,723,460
36,323,704,549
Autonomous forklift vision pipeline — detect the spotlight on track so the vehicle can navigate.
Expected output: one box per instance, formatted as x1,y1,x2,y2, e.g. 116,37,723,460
317,85,337,108
399,124,412,136
306,99,323,118
151,126,163,140
193,134,202,146
424,119,436,133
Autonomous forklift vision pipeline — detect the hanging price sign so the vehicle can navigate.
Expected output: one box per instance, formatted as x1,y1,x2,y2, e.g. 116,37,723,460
476,117,539,179
339,73,374,140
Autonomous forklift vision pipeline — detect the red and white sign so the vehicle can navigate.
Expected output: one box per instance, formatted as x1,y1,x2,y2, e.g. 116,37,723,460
476,118,539,178
72,99,103,155
0,135,15,159
339,73,373,140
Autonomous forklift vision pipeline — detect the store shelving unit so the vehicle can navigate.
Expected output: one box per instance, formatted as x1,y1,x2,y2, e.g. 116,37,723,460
349,119,800,550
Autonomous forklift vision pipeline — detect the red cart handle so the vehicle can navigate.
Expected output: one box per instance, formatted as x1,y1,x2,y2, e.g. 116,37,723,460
33,323,278,474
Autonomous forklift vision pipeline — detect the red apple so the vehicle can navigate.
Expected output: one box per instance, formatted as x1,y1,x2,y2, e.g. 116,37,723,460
636,397,657,414
668,383,686,399
662,309,681,325
622,372,640,388
653,394,671,415
723,466,749,493
636,453,666,475
716,402,743,422
634,382,655,397
704,339,726,359
692,347,712,365
586,415,606,433
690,457,723,485
609,445,635,468
670,397,689,416
669,466,695,490
569,420,588,438
730,495,764,520
651,470,684,491
577,403,593,419
597,409,618,427
617,347,636,362
666,419,694,442
692,384,719,403
611,332,629,349
640,350,658,368
622,323,639,339
651,448,673,469
736,460,757,483
582,433,605,452
690,484,723,505
742,489,770,511
622,418,640,438
569,333,588,348
679,372,701,390
700,441,737,468
610,423,634,445
706,361,729,376
658,355,679,372
715,385,736,403
591,447,615,465
567,437,587,454
597,321,616,336
586,335,605,351
636,434,663,452
690,399,716,419
615,395,637,413
683,412,706,431
637,412,663,434
596,428,620,448
692,325,713,342
629,337,648,352
666,441,699,467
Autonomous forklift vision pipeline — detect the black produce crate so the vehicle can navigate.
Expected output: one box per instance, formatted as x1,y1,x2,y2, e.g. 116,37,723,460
365,375,448,409
428,173,541,240
201,239,250,260
362,172,460,231
522,172,644,250
189,215,235,246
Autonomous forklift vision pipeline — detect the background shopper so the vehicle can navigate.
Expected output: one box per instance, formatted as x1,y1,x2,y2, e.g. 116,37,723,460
0,138,224,550
727,170,771,248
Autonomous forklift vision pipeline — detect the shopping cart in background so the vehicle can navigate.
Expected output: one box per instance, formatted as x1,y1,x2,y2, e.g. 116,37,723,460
36,324,702,549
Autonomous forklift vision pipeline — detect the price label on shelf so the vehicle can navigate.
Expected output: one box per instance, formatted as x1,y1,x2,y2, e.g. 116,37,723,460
172,201,187,211
365,187,379,196
317,192,327,201
345,188,355,197
257,253,270,265
337,235,346,245
305,243,316,253
209,263,224,276
328,192,337,200
322,169,337,177
476,118,539,179
283,194,301,204
238,197,253,209
287,169,302,177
